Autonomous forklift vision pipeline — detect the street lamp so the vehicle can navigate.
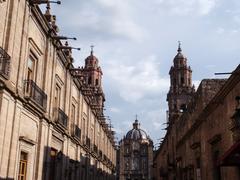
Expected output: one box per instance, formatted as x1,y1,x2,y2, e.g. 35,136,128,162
52,36,77,41
29,0,61,5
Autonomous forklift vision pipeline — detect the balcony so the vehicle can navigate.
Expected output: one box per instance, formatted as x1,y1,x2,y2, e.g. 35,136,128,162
24,80,47,110
94,144,98,154
86,137,91,148
74,125,81,140
0,47,10,79
56,108,68,128
99,150,103,159
103,155,107,162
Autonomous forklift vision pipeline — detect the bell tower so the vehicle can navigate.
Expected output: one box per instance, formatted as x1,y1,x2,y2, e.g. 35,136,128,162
84,46,103,87
83,46,105,108
167,42,195,121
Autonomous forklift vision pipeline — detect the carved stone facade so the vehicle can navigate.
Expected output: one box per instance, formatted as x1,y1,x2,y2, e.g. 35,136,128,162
0,1,116,180
153,45,240,180
119,120,153,180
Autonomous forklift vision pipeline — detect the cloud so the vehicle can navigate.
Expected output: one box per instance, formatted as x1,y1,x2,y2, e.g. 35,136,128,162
216,27,225,34
109,107,121,113
105,55,170,103
155,0,217,16
146,109,167,131
54,0,145,42
193,80,201,89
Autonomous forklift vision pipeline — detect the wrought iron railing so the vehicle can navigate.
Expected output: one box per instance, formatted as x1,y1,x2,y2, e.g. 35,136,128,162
103,155,107,162
24,80,47,110
56,108,68,128
94,144,98,154
99,150,103,159
0,47,10,79
86,137,91,148
74,125,81,139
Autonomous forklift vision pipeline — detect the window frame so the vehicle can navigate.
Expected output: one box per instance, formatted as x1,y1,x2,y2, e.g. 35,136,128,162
18,151,28,180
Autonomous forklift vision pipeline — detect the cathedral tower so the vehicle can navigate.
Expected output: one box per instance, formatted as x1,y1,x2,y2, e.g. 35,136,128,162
84,46,103,87
83,46,105,108
167,42,195,121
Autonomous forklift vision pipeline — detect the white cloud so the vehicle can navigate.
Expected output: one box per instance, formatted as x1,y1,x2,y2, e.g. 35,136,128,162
216,27,225,34
56,0,145,42
109,107,121,113
146,109,166,131
156,0,217,16
193,80,201,89
105,55,170,103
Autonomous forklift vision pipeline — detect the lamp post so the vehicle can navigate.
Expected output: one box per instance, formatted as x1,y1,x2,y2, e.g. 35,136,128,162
29,0,61,5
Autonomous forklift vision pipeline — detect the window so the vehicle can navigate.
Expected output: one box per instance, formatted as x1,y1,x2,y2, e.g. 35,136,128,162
27,54,37,81
132,141,140,150
71,104,76,124
95,79,99,86
132,157,139,170
18,152,28,180
125,146,130,154
54,84,61,109
26,54,37,93
82,118,86,137
88,76,92,85
181,76,184,85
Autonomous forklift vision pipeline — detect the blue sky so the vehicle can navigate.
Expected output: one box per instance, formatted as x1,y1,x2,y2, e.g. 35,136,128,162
44,0,240,147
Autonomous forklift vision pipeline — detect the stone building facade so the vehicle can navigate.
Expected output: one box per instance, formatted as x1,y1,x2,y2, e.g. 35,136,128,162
153,45,240,180
119,119,153,180
0,0,116,180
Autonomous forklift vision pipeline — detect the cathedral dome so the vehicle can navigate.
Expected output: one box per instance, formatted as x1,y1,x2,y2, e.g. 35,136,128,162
125,120,148,140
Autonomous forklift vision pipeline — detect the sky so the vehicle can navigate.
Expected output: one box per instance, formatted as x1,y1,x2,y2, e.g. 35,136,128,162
43,0,240,147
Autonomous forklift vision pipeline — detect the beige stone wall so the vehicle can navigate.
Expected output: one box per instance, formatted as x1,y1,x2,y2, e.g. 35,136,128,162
0,0,116,179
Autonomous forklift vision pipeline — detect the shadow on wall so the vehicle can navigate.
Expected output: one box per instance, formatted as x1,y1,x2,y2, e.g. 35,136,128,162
42,146,115,180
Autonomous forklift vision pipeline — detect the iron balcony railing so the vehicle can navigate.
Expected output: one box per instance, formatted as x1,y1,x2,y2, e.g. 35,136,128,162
74,125,81,139
56,108,68,128
94,144,98,154
86,137,91,148
24,80,47,110
0,47,10,79
103,154,107,162
99,150,103,159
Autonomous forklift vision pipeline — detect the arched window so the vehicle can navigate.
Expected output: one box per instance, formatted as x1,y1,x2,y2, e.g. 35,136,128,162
181,77,184,85
88,76,92,85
